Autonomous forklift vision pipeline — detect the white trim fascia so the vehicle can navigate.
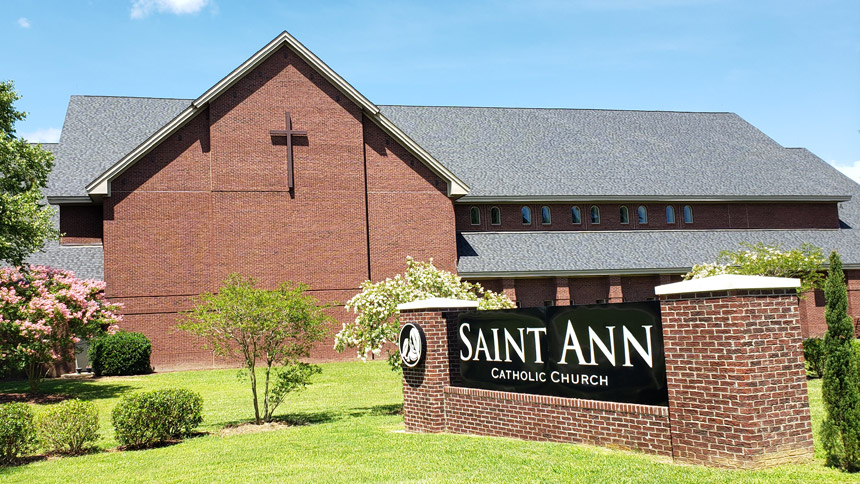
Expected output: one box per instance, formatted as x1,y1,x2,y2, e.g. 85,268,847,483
86,106,199,196
368,113,469,197
455,195,852,203
193,31,378,115
46,196,94,205
458,268,692,279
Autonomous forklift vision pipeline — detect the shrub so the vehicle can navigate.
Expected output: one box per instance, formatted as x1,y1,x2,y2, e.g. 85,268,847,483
803,338,825,378
89,331,152,377
112,389,202,448
35,399,99,455
0,402,36,465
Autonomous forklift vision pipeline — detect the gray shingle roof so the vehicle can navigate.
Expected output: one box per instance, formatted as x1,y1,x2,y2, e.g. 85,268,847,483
23,209,104,281
47,96,191,198
379,105,850,200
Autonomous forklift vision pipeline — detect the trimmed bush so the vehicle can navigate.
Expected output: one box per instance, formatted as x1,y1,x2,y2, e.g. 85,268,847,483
803,337,825,378
35,399,99,455
0,402,36,465
89,331,153,377
112,389,202,448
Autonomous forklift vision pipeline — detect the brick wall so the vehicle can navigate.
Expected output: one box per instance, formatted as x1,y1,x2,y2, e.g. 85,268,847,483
660,288,814,468
455,202,839,232
59,205,103,245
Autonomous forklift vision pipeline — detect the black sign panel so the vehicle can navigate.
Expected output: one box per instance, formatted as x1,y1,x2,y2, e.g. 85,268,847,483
456,302,667,406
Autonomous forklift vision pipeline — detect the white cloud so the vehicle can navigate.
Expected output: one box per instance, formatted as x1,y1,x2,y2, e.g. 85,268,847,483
17,17,31,28
20,128,61,143
130,0,210,19
832,160,860,185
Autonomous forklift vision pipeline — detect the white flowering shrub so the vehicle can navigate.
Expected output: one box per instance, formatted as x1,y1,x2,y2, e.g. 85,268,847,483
684,242,825,294
334,257,514,368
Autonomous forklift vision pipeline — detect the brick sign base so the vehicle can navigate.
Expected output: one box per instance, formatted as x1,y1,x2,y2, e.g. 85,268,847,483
399,276,815,469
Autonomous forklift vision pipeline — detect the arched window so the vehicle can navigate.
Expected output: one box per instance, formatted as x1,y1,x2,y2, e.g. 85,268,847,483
490,206,501,225
666,205,676,224
470,206,480,225
590,206,600,224
571,206,582,224
683,205,693,223
637,205,648,224
541,206,551,225
521,206,532,225
619,206,629,224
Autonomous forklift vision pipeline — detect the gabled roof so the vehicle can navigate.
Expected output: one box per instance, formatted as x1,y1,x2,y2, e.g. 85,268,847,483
47,96,190,200
83,31,469,198
380,105,851,202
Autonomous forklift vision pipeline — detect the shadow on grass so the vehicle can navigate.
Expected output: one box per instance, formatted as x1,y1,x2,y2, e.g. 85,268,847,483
348,403,403,417
117,432,210,452
221,411,338,429
0,379,135,403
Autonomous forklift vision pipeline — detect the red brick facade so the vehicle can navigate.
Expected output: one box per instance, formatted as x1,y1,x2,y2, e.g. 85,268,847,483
660,288,814,468
400,283,814,469
103,45,455,368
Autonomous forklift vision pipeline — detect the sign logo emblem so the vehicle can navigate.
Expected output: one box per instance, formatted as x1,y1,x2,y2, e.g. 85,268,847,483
399,323,426,368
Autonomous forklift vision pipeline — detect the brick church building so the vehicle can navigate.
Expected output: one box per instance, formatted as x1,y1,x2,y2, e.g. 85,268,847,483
33,32,860,369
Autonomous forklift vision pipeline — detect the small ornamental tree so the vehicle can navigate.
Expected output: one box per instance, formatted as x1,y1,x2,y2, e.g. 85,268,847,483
334,257,514,368
685,242,825,294
0,265,121,393
178,275,329,424
821,251,860,471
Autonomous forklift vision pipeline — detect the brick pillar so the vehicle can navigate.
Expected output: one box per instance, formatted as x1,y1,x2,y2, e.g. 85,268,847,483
656,275,814,469
501,278,516,303
397,298,479,433
554,277,570,306
608,275,623,303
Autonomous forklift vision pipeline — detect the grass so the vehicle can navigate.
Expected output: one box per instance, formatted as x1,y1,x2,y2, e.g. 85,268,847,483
0,364,855,483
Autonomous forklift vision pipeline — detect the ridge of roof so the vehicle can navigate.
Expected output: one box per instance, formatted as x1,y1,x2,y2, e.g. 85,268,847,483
378,104,738,116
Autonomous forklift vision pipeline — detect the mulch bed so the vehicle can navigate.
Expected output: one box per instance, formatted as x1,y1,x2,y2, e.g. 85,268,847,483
0,392,73,404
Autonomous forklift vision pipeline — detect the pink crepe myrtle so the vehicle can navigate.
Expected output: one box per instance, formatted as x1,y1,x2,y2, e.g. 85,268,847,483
0,265,122,393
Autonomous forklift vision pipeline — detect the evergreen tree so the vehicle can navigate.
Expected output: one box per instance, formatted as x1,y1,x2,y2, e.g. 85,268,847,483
821,251,860,471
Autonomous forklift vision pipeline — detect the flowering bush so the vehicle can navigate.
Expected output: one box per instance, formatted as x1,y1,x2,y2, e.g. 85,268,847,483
0,265,121,393
334,257,514,368
684,243,825,294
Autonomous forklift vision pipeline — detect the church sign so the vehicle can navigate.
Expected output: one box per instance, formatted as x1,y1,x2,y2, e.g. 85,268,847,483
456,302,667,406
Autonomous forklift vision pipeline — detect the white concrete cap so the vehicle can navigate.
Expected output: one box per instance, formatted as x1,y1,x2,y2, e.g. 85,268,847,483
396,297,480,311
654,274,801,296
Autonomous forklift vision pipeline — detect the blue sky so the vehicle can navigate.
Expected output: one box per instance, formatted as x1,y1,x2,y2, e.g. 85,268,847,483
5,0,859,177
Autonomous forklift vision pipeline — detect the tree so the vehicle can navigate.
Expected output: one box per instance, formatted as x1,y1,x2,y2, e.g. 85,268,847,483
684,242,825,294
0,265,121,393
178,275,329,424
0,81,60,266
334,257,514,368
821,251,860,471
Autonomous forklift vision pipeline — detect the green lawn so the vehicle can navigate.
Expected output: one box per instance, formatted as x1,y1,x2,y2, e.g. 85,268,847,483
0,363,854,483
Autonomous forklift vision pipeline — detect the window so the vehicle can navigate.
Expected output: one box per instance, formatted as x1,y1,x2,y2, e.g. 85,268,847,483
666,205,676,224
470,206,480,225
619,206,629,224
637,205,648,224
541,206,552,225
521,206,532,225
590,206,600,224
571,206,582,224
683,205,693,223
569,298,575,306
543,300,554,307
490,206,501,225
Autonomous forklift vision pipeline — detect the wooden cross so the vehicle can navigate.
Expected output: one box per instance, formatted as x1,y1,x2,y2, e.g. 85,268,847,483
269,112,307,190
